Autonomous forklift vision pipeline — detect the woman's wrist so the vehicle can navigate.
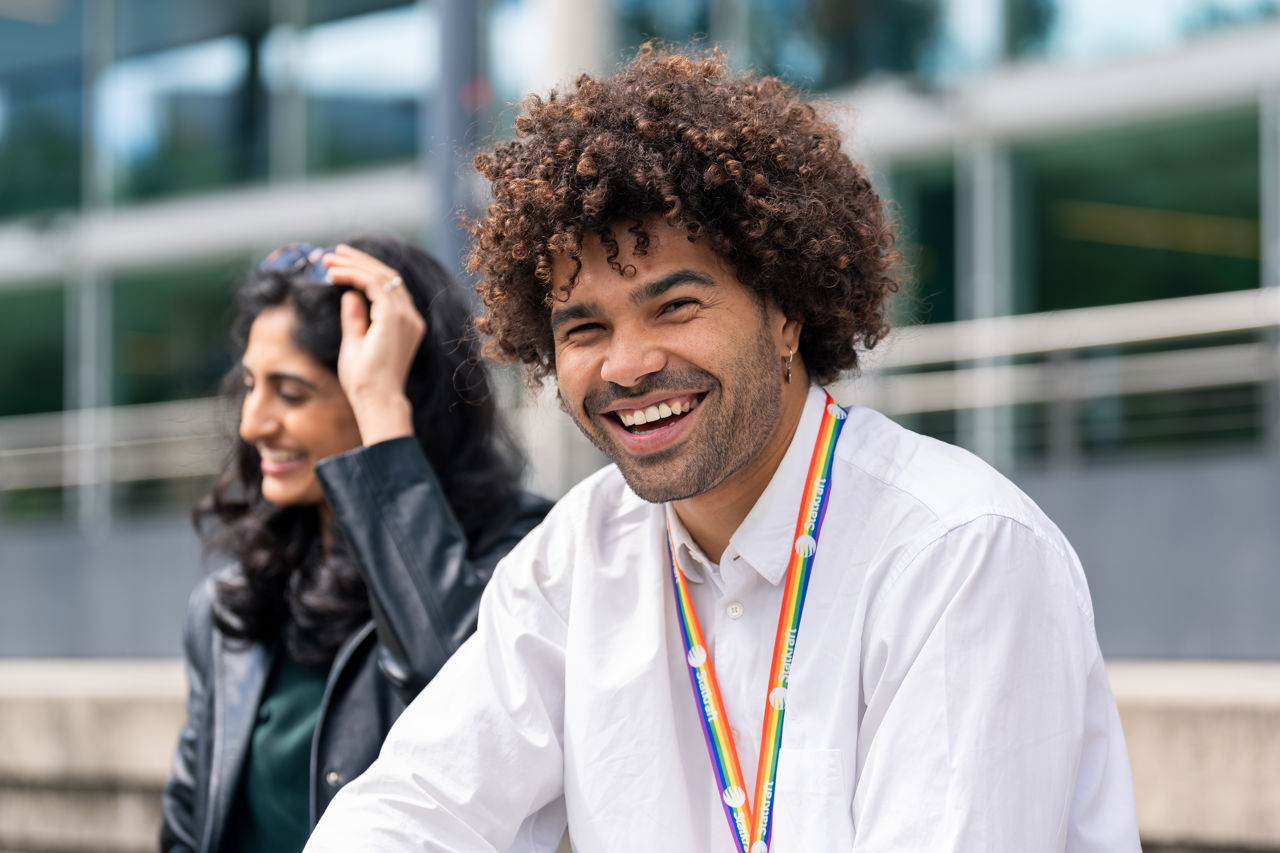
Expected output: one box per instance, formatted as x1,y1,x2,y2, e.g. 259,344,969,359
352,394,414,446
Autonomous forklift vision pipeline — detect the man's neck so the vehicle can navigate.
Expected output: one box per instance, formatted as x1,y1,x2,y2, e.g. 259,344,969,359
672,381,810,564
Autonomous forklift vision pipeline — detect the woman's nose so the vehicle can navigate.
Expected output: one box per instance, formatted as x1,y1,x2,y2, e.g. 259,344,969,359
238,388,279,443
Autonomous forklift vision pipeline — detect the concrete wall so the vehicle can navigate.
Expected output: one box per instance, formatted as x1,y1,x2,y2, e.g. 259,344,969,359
0,659,1276,852
0,660,183,853
0,516,204,658
1021,451,1280,659
2,449,1275,660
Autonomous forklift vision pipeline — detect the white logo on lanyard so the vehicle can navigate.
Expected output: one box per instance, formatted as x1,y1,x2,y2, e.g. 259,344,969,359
827,402,847,420
722,786,747,808
687,645,707,669
751,841,769,853
794,534,817,557
768,687,787,710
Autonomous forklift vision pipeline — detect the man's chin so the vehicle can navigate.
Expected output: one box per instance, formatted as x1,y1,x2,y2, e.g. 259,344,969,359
615,469,700,504
570,415,706,502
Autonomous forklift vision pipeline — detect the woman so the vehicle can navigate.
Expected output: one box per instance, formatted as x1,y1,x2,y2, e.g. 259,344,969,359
160,236,550,853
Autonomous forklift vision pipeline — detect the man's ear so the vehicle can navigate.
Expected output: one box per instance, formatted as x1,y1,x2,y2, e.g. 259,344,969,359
780,315,803,355
762,298,802,358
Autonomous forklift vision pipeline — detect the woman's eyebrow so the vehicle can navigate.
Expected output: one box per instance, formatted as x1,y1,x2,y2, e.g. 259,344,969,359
267,371,319,389
240,363,320,390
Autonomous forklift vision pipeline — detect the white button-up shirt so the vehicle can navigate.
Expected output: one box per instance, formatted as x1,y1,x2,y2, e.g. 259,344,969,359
306,385,1141,852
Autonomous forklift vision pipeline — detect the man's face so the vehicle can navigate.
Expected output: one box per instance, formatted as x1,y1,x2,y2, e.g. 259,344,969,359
551,220,793,504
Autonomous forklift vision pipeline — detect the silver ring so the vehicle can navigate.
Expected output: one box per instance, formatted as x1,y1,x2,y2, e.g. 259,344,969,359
383,276,404,293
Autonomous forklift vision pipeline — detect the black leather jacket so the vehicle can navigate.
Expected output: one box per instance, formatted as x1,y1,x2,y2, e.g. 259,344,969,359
159,437,550,853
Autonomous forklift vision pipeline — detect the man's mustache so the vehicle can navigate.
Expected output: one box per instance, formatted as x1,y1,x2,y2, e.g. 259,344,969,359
580,369,714,415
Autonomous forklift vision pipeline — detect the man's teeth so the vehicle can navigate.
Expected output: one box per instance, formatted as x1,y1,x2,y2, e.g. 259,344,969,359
619,398,699,427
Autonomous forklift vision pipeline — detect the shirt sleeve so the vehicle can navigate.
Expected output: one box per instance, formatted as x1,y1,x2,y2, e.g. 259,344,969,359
851,514,1140,852
302,522,572,853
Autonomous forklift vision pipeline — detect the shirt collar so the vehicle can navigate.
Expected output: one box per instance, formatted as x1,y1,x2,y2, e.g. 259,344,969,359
729,383,831,585
664,384,831,587
664,503,713,584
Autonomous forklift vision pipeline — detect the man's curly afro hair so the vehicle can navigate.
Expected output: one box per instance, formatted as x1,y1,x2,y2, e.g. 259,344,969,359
468,44,899,386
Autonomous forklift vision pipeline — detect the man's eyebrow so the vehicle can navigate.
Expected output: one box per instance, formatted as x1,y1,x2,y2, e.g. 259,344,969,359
549,269,717,334
550,303,601,334
632,269,716,306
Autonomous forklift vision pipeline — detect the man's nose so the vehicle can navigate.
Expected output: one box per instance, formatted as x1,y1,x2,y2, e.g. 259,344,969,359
599,325,666,388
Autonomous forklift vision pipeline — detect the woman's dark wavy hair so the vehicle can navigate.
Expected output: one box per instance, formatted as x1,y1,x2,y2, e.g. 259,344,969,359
469,44,900,386
195,234,525,667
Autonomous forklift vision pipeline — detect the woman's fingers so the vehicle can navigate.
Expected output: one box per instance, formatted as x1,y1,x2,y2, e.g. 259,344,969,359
339,289,370,342
325,246,421,445
323,245,404,300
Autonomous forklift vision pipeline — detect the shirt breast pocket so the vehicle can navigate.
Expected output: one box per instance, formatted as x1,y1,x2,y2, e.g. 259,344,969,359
770,747,853,851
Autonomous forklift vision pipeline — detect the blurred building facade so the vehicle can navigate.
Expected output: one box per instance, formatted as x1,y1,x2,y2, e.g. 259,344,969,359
1,0,1278,659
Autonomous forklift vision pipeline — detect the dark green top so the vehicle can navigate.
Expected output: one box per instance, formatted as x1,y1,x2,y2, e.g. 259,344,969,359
221,651,328,853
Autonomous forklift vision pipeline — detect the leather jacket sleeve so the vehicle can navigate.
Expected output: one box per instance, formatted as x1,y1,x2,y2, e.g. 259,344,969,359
159,576,215,853
316,437,550,704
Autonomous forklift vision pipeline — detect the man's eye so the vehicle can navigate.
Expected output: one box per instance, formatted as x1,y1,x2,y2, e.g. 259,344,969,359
566,322,603,337
662,299,699,315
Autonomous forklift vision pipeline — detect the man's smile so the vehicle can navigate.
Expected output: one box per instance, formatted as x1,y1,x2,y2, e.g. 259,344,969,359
593,389,709,455
606,393,705,432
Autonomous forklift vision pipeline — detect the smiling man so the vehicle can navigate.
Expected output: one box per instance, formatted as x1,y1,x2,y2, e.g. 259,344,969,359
303,46,1141,853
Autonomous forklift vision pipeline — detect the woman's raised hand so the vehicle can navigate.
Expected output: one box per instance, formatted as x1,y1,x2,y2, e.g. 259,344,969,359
322,244,427,446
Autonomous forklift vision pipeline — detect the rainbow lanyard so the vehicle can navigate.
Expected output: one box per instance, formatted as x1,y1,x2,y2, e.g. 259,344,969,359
667,392,847,853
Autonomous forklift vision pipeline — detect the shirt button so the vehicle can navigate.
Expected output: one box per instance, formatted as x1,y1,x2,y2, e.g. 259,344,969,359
726,601,745,619
325,770,342,786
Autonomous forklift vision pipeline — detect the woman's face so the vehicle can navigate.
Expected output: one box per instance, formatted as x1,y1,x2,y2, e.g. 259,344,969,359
239,305,362,507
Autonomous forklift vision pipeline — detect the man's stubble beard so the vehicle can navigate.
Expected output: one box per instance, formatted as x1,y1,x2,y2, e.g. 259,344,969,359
560,325,783,504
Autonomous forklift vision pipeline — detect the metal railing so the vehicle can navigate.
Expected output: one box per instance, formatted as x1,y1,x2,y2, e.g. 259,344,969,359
2,288,1279,495
841,287,1280,421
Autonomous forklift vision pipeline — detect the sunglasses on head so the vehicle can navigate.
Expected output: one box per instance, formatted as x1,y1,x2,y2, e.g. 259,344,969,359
257,243,334,284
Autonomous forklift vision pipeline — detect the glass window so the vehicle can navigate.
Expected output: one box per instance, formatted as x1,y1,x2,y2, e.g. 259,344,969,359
0,1,84,216
1,486,66,524
114,0,259,59
888,160,956,325
0,284,65,417
1008,0,1280,65
1011,109,1264,460
1014,109,1260,314
613,0,711,50
111,259,243,406
308,0,410,25
880,160,958,446
487,0,550,115
296,4,431,174
741,0,957,90
1073,333,1267,457
99,32,263,200
618,0,1280,91
613,0,961,91
113,475,212,517
0,283,67,524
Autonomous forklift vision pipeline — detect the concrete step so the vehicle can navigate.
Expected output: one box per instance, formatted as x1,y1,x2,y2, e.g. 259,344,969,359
0,659,1276,851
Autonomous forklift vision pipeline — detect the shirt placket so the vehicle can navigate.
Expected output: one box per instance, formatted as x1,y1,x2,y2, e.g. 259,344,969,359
713,547,775,848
